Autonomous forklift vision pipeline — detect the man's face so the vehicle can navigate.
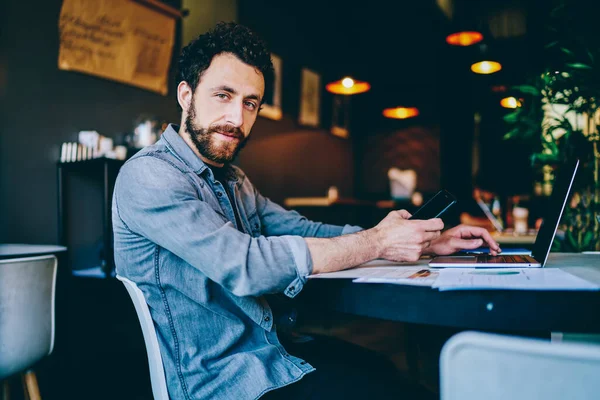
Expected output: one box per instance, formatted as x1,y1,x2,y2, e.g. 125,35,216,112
184,53,264,165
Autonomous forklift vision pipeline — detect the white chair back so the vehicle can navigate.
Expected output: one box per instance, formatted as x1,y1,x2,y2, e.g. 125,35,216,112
116,275,169,400
440,331,600,400
0,255,57,379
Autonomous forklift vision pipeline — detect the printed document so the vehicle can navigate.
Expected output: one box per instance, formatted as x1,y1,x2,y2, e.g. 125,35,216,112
432,268,600,291
354,267,439,287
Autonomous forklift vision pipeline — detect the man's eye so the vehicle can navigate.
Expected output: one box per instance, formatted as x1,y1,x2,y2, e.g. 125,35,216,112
245,101,257,110
216,93,228,99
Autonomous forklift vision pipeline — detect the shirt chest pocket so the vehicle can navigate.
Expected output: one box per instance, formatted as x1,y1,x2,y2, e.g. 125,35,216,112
247,212,262,237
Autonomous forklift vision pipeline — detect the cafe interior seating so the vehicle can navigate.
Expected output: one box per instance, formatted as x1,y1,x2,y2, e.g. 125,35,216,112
0,255,57,400
116,274,170,400
440,330,600,400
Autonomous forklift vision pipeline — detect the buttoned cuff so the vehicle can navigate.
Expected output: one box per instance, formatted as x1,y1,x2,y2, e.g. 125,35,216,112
282,235,313,298
341,224,364,235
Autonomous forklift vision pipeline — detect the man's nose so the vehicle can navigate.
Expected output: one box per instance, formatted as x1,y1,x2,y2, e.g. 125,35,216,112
226,101,244,127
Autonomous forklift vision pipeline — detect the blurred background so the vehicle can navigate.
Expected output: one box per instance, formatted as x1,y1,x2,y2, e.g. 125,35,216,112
1,0,599,398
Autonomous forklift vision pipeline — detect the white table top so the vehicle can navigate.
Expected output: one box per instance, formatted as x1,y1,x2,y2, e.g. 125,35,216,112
0,244,67,258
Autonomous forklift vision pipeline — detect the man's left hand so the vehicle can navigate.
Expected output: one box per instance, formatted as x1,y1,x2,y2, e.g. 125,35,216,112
425,224,501,256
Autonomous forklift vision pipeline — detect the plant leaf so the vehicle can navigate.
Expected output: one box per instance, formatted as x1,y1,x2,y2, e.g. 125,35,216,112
567,63,592,70
503,128,521,140
566,230,580,252
503,112,520,123
560,47,574,56
582,231,594,249
512,84,540,96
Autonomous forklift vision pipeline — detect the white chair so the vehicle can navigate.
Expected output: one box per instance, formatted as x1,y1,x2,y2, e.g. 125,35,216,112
0,255,57,400
440,330,600,400
116,275,169,400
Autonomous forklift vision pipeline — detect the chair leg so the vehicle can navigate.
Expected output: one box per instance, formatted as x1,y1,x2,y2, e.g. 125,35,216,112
1,379,10,400
21,370,41,400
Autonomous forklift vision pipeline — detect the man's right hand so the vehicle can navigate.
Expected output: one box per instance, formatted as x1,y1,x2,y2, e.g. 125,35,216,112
370,210,444,262
306,210,444,275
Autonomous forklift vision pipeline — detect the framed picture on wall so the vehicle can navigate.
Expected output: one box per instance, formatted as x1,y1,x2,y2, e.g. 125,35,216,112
259,54,283,120
330,94,350,138
298,68,321,127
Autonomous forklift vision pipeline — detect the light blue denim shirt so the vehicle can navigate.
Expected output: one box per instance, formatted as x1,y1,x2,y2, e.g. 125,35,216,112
112,124,361,399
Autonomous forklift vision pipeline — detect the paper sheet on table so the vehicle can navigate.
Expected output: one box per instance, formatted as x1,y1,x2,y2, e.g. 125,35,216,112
308,259,423,279
353,267,439,287
432,268,600,291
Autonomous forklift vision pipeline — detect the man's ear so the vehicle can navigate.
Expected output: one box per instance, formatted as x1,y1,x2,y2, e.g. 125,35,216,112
177,81,193,111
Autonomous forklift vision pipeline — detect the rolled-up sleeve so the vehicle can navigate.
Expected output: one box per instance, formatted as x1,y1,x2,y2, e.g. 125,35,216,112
341,225,364,235
282,235,313,297
114,156,309,298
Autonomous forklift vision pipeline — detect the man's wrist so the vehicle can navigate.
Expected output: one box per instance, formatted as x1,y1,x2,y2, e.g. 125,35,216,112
362,227,382,260
423,237,440,256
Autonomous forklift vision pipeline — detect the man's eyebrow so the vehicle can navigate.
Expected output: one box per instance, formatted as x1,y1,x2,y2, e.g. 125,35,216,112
245,94,261,102
211,85,237,94
211,85,261,102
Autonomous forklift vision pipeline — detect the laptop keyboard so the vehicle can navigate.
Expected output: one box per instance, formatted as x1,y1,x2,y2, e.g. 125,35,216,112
476,255,531,263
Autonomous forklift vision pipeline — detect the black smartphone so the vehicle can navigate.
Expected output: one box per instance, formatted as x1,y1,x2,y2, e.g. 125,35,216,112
409,189,457,220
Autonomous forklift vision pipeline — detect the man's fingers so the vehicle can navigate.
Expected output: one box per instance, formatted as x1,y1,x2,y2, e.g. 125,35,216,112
465,226,500,251
422,231,441,243
397,209,412,219
453,238,483,250
417,218,444,232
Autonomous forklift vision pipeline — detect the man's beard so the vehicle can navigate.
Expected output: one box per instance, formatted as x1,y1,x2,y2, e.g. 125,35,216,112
185,103,248,165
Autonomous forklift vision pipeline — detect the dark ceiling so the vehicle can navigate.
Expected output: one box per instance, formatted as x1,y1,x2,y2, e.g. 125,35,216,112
264,0,450,88
254,0,549,120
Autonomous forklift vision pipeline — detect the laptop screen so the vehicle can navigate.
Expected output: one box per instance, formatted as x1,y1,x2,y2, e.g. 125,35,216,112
531,159,579,265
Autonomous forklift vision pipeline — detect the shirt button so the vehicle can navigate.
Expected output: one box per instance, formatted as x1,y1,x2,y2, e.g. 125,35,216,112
289,286,295,292
300,361,307,365
217,192,223,198
264,316,270,322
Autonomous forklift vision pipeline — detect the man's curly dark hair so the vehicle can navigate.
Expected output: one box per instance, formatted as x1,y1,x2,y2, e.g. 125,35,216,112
177,22,274,107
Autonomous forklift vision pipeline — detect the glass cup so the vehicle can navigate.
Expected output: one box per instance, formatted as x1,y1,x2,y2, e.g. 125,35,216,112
512,206,529,235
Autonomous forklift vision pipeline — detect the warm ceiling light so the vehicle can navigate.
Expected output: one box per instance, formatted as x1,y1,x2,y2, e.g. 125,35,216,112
383,107,419,119
500,97,521,108
491,85,507,93
471,61,502,74
446,31,483,46
326,76,371,95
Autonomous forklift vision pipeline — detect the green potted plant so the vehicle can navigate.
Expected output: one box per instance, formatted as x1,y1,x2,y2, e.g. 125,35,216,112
503,0,600,251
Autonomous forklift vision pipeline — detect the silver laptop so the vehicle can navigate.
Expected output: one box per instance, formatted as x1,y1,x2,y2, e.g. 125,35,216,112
429,159,579,268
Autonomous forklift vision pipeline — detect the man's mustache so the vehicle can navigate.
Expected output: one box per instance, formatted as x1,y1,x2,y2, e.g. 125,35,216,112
207,125,244,140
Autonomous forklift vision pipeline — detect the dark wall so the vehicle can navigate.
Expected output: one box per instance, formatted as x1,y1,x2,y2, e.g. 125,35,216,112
358,125,441,199
236,0,355,203
0,0,355,244
0,0,181,244
238,118,353,204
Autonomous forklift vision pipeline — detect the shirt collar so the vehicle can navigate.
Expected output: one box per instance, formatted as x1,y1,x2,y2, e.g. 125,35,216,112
161,124,238,182
161,124,209,175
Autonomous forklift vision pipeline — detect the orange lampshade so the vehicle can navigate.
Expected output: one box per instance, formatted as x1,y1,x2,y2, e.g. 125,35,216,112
500,97,521,108
471,61,502,74
326,77,371,95
383,107,419,119
446,31,483,46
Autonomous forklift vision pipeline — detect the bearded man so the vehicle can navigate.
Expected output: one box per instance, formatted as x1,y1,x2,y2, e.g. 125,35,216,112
112,22,499,400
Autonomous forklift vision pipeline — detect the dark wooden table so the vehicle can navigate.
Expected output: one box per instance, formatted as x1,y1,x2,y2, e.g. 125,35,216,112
299,253,600,333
